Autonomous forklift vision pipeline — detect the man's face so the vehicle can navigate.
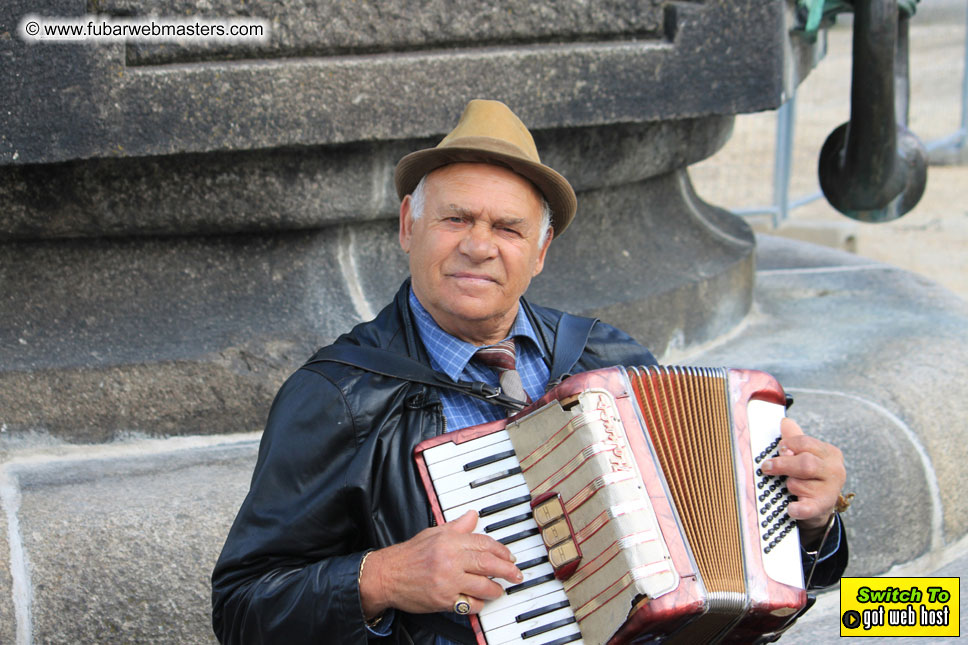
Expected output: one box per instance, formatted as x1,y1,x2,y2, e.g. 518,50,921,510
399,163,552,346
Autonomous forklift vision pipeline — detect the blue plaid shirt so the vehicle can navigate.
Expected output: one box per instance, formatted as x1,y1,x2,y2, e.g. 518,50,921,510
408,289,550,430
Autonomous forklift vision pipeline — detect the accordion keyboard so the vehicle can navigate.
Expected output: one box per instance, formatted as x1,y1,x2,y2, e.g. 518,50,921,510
422,429,585,645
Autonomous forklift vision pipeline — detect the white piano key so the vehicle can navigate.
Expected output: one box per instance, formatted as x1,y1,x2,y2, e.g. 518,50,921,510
498,532,546,557
479,578,563,620
481,561,558,622
486,515,539,544
485,606,577,645
503,561,555,593
437,466,527,511
526,621,584,645
480,587,572,632
477,503,534,535
442,482,532,522
432,454,521,496
420,429,511,465
505,544,550,570
426,438,517,481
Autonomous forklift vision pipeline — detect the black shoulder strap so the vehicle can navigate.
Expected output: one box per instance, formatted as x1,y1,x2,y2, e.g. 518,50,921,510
548,313,598,386
302,345,527,412
303,313,597,411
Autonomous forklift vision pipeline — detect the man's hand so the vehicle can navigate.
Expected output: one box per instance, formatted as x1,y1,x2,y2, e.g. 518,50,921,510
359,510,523,619
761,417,846,548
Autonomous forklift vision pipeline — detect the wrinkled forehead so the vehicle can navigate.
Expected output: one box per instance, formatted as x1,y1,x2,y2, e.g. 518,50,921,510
423,162,545,216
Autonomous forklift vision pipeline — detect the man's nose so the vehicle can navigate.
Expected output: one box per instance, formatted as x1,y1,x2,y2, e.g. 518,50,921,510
459,223,497,260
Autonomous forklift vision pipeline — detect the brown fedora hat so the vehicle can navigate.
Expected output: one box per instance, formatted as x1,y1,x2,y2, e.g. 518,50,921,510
394,99,577,236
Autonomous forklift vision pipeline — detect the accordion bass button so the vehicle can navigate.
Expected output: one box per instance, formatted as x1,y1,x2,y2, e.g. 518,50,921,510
548,539,582,581
533,496,565,526
548,539,580,568
541,519,572,548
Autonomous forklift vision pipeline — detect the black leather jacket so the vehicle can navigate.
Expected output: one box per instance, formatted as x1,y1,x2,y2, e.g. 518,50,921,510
211,281,659,644
211,281,847,644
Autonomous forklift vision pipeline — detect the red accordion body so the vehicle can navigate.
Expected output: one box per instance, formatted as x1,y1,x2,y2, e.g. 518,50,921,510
414,366,807,645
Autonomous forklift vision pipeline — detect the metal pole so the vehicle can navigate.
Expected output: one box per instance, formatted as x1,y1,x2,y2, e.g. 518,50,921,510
961,1,968,141
926,0,968,153
772,96,796,228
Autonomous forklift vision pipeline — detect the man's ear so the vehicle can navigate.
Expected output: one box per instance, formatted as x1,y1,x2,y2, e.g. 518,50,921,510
531,229,553,277
399,195,414,253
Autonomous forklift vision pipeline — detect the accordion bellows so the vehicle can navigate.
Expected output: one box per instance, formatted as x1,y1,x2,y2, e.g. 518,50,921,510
415,366,806,645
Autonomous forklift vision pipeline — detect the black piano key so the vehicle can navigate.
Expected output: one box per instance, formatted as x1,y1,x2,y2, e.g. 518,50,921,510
498,528,540,546
484,511,534,533
506,572,556,595
521,616,577,639
470,466,523,489
479,494,532,518
539,632,583,645
463,449,517,472
514,556,549,572
515,599,571,623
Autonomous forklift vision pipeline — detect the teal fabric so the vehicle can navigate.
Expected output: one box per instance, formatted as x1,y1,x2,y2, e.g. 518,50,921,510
797,0,920,42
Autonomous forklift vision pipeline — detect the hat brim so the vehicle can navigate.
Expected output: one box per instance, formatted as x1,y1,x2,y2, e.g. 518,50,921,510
394,140,577,237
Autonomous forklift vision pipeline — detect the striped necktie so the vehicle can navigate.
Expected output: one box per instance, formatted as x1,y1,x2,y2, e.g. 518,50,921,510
473,339,531,408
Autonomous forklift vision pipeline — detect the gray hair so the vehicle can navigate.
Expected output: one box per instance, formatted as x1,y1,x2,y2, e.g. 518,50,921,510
409,174,553,247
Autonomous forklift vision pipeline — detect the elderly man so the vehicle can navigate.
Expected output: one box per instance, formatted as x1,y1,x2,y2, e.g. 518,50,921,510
212,100,847,644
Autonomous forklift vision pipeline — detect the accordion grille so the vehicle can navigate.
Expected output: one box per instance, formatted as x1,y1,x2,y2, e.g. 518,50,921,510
628,365,745,595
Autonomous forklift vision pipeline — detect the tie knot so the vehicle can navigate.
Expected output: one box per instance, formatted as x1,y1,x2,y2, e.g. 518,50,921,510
474,338,517,374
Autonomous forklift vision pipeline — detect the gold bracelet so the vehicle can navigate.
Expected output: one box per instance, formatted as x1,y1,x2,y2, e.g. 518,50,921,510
359,551,385,629
358,550,372,586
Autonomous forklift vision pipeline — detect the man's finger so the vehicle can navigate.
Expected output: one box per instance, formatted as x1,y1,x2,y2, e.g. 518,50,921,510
763,450,826,481
787,497,830,521
780,417,805,438
778,418,805,456
461,548,523,584
459,574,512,604
448,514,521,567
448,509,479,533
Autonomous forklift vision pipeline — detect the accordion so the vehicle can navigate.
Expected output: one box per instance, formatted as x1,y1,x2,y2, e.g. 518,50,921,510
414,366,807,645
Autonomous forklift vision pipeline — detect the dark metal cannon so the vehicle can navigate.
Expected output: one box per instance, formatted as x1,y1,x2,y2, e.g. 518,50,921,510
818,0,928,222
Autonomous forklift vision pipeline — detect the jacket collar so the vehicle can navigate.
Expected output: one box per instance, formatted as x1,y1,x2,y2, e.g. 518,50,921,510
392,278,554,370
394,278,426,362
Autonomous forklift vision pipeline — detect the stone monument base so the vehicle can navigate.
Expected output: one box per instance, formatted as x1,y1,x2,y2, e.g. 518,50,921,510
1,118,757,441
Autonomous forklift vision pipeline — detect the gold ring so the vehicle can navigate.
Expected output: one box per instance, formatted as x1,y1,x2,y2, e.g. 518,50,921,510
453,594,471,615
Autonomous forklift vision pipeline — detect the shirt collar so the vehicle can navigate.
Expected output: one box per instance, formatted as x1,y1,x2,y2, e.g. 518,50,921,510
408,288,545,382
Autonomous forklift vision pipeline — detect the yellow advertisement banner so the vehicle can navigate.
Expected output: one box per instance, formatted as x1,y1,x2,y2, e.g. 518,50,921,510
840,577,960,637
